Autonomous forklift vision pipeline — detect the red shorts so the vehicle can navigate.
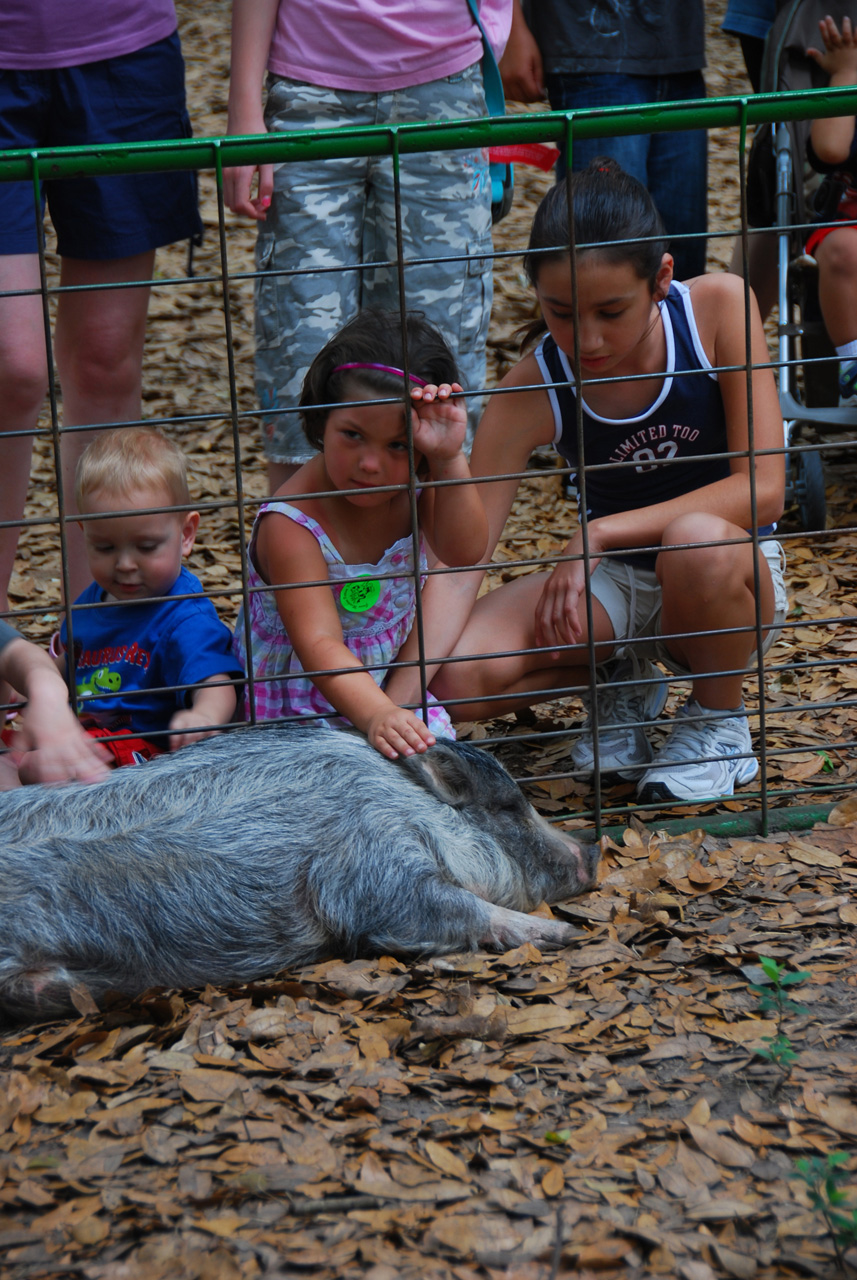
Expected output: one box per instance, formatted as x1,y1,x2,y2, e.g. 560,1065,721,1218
806,183,857,257
78,720,166,768
0,717,164,770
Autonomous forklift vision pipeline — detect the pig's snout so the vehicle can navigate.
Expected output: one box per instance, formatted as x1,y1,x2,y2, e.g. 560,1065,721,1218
556,827,599,892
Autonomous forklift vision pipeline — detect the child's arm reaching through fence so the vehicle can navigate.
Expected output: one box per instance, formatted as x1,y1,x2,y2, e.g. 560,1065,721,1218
260,513,438,760
168,674,238,751
0,628,110,788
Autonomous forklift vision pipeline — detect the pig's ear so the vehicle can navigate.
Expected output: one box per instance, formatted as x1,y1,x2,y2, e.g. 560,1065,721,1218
399,743,476,809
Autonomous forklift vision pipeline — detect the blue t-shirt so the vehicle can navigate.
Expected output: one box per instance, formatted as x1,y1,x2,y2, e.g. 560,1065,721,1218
60,566,243,738
0,619,21,654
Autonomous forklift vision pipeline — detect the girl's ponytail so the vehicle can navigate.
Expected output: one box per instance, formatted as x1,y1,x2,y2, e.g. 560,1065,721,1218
523,156,668,291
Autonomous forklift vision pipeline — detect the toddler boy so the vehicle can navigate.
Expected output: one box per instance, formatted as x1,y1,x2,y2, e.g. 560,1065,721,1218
56,427,242,764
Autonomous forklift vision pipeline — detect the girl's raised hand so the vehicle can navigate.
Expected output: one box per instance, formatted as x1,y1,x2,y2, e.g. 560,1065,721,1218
366,704,436,759
410,383,468,465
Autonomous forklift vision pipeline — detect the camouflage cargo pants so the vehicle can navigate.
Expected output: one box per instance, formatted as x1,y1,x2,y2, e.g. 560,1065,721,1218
254,62,494,464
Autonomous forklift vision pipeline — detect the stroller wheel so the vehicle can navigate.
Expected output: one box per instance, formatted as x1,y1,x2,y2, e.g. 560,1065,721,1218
790,448,826,531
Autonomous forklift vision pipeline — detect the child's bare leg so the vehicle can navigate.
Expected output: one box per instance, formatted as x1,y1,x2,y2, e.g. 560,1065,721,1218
815,228,857,346
431,571,614,719
637,514,775,801
728,230,778,323
814,229,857,402
657,513,775,706
0,255,49,615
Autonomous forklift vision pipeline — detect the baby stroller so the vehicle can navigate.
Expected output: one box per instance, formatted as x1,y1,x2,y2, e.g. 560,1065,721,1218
748,0,857,530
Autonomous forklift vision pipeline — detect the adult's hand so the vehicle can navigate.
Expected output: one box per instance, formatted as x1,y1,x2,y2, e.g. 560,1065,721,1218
499,4,545,102
224,0,280,217
0,637,110,787
15,712,111,787
222,161,274,220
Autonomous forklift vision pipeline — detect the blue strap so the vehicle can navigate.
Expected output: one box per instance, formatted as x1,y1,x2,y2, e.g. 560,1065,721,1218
465,0,513,221
465,0,505,117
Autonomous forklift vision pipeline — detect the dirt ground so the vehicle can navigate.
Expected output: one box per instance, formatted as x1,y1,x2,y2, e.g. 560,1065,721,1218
3,3,857,1279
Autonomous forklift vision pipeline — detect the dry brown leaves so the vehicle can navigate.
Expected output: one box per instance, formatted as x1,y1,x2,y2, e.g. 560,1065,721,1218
2,815,856,1280
5,4,857,1277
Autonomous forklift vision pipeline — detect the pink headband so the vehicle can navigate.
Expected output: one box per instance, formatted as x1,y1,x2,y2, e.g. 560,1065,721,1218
333,362,428,387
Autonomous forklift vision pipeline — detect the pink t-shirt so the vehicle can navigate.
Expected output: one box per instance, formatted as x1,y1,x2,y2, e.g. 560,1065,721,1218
268,0,512,93
0,0,177,70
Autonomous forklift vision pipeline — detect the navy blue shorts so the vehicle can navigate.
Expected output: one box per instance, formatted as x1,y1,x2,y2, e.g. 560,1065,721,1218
0,32,203,260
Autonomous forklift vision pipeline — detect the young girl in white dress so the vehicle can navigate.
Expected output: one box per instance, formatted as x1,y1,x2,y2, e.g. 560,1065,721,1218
233,310,487,759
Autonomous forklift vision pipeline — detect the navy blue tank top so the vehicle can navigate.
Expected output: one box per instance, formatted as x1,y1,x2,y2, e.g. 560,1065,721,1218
534,281,735,568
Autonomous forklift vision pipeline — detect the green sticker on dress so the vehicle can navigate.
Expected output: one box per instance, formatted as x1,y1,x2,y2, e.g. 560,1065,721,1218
340,579,381,613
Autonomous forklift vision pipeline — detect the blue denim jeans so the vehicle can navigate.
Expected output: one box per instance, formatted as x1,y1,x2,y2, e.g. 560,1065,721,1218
546,71,708,281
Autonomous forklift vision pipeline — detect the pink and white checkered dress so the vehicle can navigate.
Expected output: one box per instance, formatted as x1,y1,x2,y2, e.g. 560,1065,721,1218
232,501,454,737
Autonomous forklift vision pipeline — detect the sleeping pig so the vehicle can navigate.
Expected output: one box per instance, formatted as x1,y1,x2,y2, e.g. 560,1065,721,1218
0,725,598,1020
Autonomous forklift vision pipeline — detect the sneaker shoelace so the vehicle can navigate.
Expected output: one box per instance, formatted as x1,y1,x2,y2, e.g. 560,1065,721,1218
658,706,744,766
585,678,647,733
584,654,659,733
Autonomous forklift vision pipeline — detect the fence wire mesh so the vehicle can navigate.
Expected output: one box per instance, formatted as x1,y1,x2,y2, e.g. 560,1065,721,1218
3,83,857,836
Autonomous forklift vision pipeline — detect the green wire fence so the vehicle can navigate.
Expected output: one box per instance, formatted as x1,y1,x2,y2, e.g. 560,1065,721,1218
2,85,857,838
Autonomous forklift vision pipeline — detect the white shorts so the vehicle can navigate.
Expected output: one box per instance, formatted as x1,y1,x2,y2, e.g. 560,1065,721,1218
590,538,789,675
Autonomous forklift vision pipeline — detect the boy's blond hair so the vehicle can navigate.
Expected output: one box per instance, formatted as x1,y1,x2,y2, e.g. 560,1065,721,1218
76,427,191,513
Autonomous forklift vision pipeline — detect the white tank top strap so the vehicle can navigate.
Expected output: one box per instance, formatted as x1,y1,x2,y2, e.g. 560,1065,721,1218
255,499,344,564
670,279,717,378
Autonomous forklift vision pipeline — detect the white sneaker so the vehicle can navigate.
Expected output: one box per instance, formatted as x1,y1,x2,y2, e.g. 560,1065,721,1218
570,656,668,781
636,700,758,803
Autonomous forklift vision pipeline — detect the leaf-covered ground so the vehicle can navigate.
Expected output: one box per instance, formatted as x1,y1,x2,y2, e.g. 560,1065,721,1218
2,806,857,1280
3,3,857,1278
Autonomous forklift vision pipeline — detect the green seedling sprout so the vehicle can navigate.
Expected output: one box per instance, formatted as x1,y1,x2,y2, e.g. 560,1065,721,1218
749,956,811,1091
792,1153,857,1275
